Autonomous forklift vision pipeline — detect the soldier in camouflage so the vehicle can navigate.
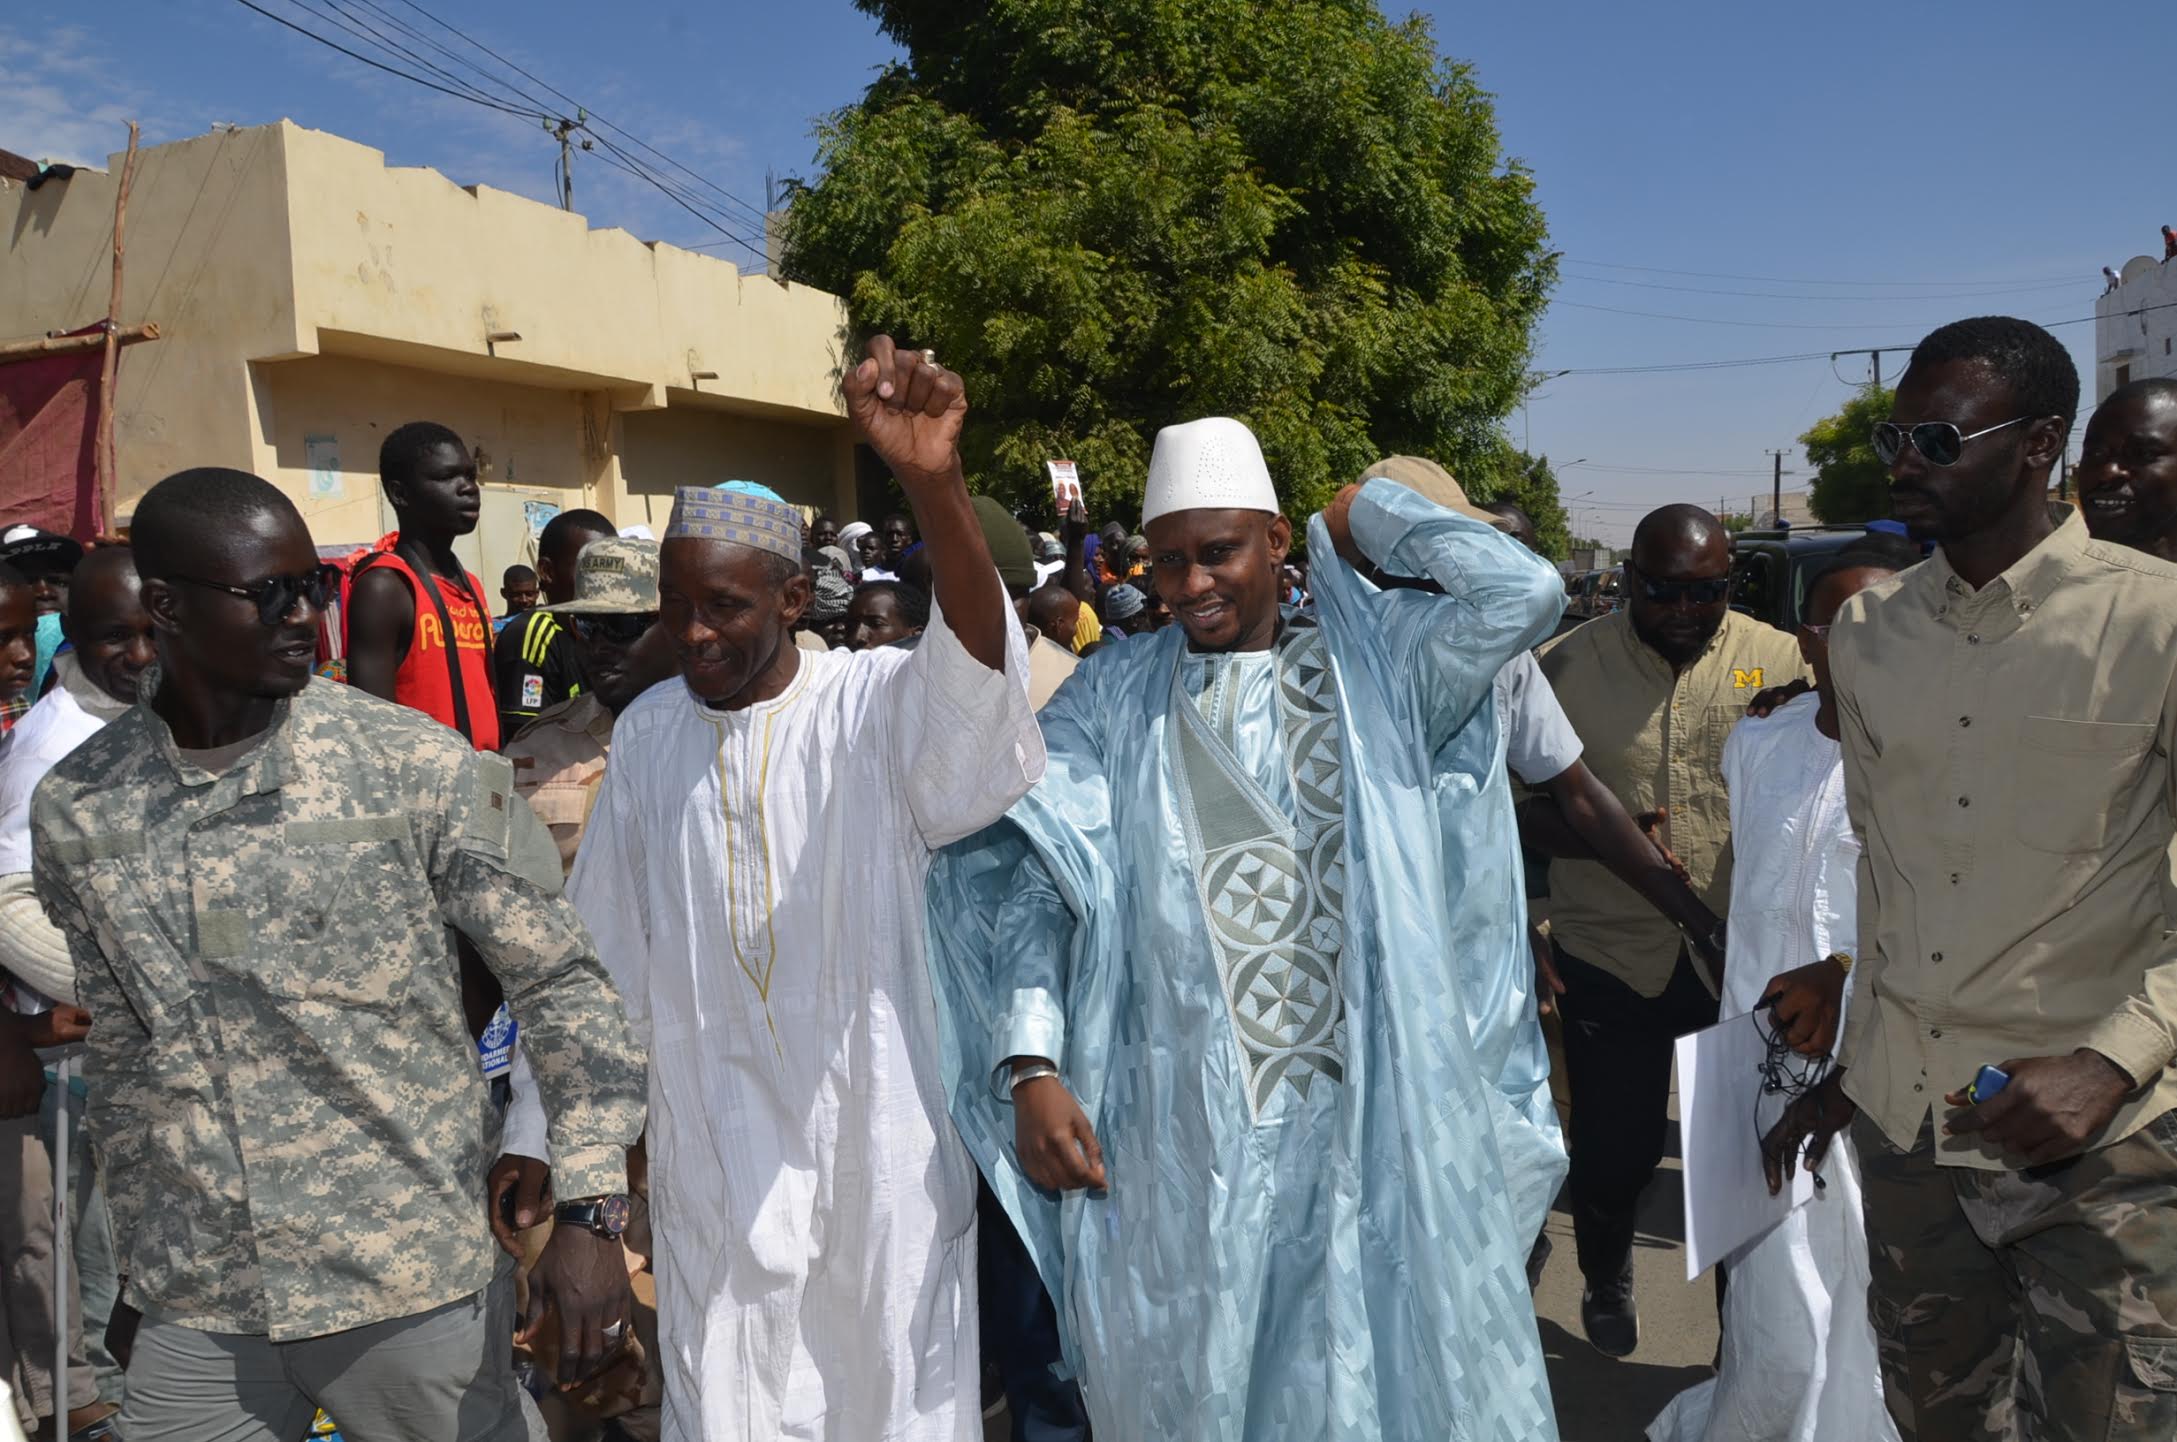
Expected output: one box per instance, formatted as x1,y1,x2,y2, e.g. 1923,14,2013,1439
500,537,674,878
494,535,676,1432
31,469,647,1442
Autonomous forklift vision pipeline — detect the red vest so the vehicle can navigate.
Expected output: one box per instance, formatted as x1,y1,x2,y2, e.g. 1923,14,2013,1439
367,550,500,751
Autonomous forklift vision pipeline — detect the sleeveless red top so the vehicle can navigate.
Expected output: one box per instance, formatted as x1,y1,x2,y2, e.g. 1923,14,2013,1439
366,550,500,751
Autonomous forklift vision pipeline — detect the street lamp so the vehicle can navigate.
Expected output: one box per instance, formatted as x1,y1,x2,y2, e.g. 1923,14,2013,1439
1523,370,1575,452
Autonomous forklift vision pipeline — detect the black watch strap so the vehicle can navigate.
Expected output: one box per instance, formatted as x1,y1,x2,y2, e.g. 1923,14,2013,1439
554,1194,631,1238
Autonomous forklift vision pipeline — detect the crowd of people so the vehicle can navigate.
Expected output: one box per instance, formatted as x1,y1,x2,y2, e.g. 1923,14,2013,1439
0,316,2161,1442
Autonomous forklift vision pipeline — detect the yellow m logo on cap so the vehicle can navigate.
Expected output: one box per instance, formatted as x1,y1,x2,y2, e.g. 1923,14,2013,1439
1732,667,1765,688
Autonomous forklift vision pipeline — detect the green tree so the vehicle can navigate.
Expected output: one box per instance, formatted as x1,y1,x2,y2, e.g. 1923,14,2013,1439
783,0,1555,523
1452,443,1573,561
1801,384,1896,524
1720,511,1754,534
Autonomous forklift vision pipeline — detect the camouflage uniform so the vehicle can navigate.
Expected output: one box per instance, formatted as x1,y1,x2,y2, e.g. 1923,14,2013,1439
507,695,615,878
1854,1111,2177,1440
503,535,664,1432
506,535,661,878
29,678,646,1342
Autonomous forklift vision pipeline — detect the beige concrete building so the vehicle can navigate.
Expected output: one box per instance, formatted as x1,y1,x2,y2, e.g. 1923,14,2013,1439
1,120,861,583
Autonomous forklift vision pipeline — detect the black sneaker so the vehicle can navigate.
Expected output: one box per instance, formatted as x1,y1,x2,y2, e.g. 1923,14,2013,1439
1581,1269,1638,1358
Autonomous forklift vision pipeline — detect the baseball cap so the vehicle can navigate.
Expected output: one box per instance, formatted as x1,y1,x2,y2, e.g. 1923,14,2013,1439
541,537,659,615
0,527,84,572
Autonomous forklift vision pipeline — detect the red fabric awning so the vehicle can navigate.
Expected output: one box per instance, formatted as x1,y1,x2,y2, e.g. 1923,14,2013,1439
0,324,106,540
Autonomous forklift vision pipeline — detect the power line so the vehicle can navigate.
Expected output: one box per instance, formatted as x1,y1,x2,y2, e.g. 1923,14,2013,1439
1569,462,1774,476
1554,349,1839,376
384,0,773,231
229,0,543,119
368,0,784,264
1552,294,2177,375
1563,257,2087,289
301,0,540,113
1558,269,2086,303
231,0,783,269
1557,300,1987,332
339,0,552,112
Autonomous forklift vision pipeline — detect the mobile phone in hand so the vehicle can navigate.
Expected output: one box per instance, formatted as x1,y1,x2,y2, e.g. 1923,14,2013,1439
1966,1064,2010,1104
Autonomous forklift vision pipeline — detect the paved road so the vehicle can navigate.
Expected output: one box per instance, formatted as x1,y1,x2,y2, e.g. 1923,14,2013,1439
1533,1102,1720,1441
986,1075,1719,1442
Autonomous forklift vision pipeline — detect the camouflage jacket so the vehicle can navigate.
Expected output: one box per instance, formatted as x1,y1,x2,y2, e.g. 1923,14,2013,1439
506,693,616,879
30,679,646,1340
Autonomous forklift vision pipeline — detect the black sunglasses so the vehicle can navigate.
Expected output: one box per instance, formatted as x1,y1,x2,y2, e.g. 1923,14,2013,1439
1633,575,1729,606
1870,415,2034,468
572,612,658,645
171,564,341,626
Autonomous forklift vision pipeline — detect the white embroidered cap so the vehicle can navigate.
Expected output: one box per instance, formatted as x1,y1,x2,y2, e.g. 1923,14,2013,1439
1141,417,1279,526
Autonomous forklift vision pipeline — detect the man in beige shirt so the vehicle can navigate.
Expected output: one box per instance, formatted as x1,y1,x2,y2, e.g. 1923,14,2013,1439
1529,503,1807,1356
1771,317,2177,1442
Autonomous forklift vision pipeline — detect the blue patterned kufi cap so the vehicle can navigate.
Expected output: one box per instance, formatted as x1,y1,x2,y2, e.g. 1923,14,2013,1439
664,482,802,564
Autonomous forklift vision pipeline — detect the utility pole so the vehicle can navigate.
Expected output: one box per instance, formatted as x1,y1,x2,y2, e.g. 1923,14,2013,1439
1830,347,1902,390
1766,448,1787,525
546,112,592,211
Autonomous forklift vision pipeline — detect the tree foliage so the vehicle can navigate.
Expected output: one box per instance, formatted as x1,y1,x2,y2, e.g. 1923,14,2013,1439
1451,443,1573,561
1801,385,1896,524
783,0,1556,523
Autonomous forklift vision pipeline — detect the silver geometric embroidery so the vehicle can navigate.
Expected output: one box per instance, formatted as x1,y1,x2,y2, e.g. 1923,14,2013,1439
1182,623,1349,1115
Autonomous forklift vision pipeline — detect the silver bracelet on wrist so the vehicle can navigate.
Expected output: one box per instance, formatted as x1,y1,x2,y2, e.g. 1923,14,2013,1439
1008,1062,1060,1092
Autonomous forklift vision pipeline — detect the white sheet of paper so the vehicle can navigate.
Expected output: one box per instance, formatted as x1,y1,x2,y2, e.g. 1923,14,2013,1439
1677,1009,1818,1279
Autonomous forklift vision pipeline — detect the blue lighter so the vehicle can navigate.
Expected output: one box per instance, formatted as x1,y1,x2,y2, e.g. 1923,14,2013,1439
1966,1064,2010,1104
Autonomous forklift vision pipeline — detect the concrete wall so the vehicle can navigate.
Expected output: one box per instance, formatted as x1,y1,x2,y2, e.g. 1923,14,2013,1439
0,125,302,503
276,123,850,419
2096,255,2177,403
2,120,860,538
616,401,857,534
250,350,588,577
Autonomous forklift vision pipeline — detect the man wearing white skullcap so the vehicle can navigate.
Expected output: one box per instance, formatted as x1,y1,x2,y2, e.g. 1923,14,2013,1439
926,417,1570,1439
505,337,1044,1441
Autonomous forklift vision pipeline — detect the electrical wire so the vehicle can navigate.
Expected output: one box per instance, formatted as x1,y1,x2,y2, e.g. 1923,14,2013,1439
1564,257,2087,289
229,0,543,119
339,0,555,113
300,0,541,114
582,136,773,262
1557,300,1986,332
1553,295,2177,375
1559,269,2086,303
230,0,785,270
1568,463,1774,476
384,0,774,230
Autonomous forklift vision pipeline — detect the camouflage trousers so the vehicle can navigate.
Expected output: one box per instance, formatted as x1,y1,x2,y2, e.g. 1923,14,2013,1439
1855,1110,2177,1441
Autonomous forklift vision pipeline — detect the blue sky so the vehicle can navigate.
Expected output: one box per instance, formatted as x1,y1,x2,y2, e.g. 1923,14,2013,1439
5,1,2154,542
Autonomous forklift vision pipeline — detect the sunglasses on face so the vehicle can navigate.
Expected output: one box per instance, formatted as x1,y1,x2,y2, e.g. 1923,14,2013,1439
1633,575,1729,605
573,613,658,645
172,564,342,626
1870,415,2035,468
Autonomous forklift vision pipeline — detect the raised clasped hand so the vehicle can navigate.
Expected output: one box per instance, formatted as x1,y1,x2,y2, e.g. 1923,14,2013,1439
843,335,968,495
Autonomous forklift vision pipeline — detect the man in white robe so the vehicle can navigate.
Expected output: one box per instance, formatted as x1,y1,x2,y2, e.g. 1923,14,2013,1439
507,338,1043,1441
1648,535,1919,1442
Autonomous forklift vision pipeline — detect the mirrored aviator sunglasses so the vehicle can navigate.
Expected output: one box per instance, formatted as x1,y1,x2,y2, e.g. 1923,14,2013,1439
1870,415,2034,468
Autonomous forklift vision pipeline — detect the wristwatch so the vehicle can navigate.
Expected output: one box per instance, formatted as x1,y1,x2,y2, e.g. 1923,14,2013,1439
554,1194,632,1240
